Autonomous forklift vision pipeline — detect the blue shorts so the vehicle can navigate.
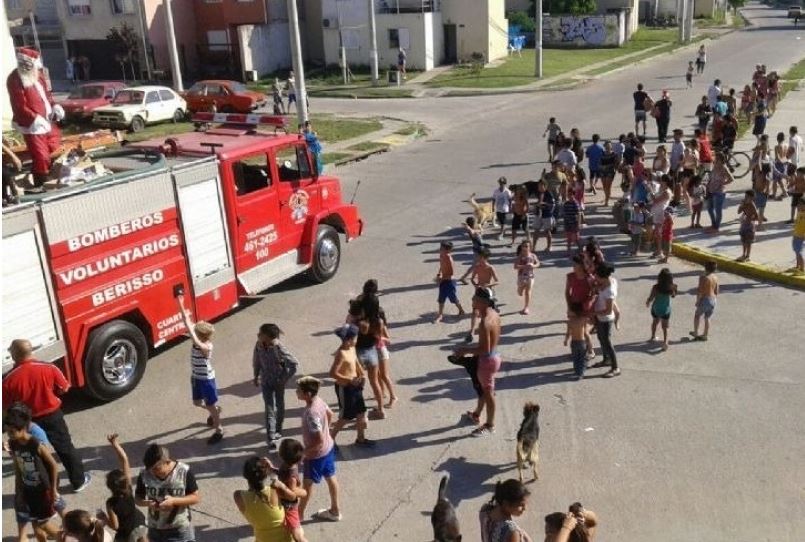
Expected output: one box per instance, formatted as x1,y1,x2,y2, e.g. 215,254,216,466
793,236,804,256
437,279,459,304
191,378,219,405
357,347,379,368
695,297,716,318
303,446,336,484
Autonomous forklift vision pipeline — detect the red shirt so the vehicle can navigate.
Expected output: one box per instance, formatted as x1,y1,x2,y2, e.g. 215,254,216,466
2,359,69,417
698,136,713,163
662,217,674,241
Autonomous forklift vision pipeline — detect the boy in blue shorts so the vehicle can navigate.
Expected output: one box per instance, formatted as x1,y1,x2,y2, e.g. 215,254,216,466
435,241,466,323
296,376,342,522
178,293,224,444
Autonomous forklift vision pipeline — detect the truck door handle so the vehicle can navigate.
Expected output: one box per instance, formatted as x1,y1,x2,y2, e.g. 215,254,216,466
237,216,245,225
279,200,288,207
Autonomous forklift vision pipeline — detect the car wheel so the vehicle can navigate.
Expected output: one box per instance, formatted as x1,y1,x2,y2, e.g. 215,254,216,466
83,320,148,401
309,225,340,283
130,115,145,133
172,108,185,123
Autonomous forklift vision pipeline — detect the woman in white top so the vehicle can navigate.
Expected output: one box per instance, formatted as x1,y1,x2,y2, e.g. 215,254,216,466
593,262,620,378
650,175,672,256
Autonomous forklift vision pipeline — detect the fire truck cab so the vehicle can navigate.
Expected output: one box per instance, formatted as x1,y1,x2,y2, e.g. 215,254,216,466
2,114,363,401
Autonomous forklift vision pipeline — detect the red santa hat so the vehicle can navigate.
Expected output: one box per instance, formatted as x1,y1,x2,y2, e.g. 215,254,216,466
16,47,43,68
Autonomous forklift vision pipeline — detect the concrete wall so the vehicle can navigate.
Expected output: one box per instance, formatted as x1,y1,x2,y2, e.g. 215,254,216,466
237,21,291,78
694,0,718,18
487,0,509,61
505,0,531,12
302,0,325,63
143,0,199,76
442,0,488,61
596,0,639,35
56,0,143,41
542,13,625,47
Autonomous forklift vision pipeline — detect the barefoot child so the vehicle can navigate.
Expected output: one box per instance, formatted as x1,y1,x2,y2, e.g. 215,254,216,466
177,294,223,444
691,261,719,341
659,207,675,263
435,241,466,322
278,439,308,542
464,248,499,343
564,302,588,379
737,190,760,262
543,117,562,160
329,325,375,448
629,201,649,256
646,268,678,351
105,434,147,542
689,175,705,228
514,241,540,315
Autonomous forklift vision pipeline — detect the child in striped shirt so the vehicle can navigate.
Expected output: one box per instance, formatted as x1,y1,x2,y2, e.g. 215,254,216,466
177,294,223,444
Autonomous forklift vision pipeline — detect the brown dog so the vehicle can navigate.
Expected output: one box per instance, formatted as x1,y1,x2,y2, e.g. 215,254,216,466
431,473,461,541
466,193,495,231
516,402,541,482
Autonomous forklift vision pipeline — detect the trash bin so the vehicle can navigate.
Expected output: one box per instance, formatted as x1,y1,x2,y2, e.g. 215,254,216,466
387,68,400,86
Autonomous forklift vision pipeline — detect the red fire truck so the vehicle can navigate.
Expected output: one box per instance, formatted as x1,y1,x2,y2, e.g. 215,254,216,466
2,114,363,401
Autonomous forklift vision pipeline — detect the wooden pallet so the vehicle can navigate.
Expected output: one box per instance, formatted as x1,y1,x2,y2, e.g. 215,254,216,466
6,129,121,163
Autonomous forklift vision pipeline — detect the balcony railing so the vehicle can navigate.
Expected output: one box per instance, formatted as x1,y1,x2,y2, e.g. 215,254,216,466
376,0,440,14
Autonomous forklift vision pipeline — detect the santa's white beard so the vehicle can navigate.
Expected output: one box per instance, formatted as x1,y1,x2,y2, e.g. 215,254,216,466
18,67,39,88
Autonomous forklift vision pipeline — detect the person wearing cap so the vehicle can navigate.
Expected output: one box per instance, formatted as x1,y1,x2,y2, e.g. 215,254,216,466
654,90,672,143
253,323,299,453
450,287,502,437
6,47,64,191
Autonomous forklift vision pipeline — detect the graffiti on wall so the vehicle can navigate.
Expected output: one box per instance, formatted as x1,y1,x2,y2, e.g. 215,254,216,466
542,14,623,48
560,16,606,45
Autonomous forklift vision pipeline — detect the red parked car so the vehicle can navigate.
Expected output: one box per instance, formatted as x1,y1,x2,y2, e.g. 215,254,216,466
183,80,266,114
59,82,127,122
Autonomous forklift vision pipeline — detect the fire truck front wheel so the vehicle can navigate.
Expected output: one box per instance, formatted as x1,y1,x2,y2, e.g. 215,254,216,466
84,320,148,401
310,225,341,283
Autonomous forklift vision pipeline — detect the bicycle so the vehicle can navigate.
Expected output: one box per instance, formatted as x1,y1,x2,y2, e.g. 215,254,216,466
713,144,752,178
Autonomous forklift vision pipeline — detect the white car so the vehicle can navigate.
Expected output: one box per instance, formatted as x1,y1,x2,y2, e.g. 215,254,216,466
788,5,802,18
92,85,187,132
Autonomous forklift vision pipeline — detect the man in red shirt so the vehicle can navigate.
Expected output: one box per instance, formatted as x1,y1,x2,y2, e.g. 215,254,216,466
696,128,714,172
3,339,90,492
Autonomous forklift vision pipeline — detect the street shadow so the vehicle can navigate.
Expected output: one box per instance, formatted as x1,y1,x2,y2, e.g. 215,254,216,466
432,455,518,508
481,162,541,169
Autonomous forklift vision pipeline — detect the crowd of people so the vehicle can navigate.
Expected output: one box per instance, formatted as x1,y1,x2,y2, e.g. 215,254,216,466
3,48,805,542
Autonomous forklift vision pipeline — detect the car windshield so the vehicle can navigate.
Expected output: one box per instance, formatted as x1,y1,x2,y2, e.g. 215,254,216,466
112,90,144,104
187,83,205,94
68,85,105,99
229,82,247,92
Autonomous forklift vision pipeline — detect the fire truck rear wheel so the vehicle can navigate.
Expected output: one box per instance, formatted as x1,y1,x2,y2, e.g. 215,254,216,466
310,225,340,283
84,320,148,401
130,116,145,133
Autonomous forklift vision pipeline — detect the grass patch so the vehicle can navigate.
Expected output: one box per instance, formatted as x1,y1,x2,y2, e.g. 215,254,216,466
425,28,683,89
346,141,390,152
322,152,352,164
308,114,382,143
308,87,416,99
695,10,726,28
393,122,428,137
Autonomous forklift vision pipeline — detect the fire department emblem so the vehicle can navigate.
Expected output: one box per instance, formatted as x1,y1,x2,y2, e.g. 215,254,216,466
289,190,310,222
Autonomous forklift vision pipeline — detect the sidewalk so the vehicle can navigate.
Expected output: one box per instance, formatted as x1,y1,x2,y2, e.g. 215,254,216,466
672,80,805,287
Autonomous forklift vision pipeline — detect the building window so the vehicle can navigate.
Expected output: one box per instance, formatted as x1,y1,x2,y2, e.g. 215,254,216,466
388,28,410,49
7,0,22,11
66,0,92,16
110,0,135,14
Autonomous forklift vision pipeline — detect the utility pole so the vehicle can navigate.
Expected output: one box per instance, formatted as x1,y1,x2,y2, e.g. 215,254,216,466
287,0,308,123
336,0,347,84
368,0,379,86
685,0,694,43
534,0,542,78
163,0,183,91
137,0,152,80
678,0,686,43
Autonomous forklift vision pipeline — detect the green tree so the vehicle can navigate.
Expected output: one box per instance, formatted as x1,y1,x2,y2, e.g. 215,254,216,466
506,10,536,32
106,23,140,81
529,0,597,16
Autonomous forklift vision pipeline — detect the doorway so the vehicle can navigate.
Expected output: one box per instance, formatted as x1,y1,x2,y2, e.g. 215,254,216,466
443,24,457,64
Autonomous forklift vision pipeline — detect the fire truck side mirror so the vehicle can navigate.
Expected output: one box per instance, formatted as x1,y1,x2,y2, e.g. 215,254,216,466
173,284,185,298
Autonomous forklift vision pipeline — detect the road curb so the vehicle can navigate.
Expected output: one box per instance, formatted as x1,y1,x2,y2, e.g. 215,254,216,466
671,241,805,290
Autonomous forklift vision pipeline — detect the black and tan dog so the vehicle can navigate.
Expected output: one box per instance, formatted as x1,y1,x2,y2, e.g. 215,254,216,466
431,473,462,542
516,402,541,482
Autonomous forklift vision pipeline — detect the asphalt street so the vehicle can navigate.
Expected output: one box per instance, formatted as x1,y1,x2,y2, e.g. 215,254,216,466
3,4,804,541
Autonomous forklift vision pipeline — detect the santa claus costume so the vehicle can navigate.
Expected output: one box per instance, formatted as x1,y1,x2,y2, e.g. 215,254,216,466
6,47,64,189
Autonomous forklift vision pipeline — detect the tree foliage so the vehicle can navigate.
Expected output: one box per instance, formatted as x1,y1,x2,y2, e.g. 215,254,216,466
529,0,597,16
106,23,140,80
506,10,536,32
